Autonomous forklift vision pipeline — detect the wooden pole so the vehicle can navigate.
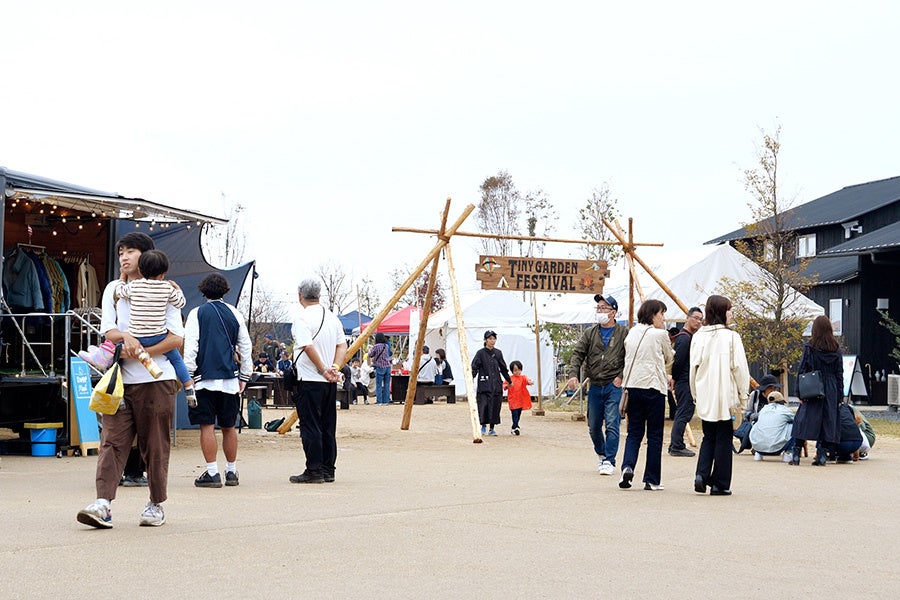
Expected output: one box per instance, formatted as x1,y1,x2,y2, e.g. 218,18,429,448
532,291,545,416
392,227,664,248
603,218,690,317
277,202,474,435
401,202,451,429
445,243,483,442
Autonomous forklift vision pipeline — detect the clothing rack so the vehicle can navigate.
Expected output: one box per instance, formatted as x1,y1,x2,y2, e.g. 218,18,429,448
55,251,92,262
17,242,46,253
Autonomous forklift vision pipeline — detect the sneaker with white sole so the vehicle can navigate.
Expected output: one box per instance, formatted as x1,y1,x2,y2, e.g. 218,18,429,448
598,460,615,476
754,452,763,461
782,452,793,463
139,502,165,527
643,482,665,491
76,501,113,529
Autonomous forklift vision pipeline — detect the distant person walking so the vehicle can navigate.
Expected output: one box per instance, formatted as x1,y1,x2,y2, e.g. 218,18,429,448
506,360,533,435
471,330,512,436
368,332,392,405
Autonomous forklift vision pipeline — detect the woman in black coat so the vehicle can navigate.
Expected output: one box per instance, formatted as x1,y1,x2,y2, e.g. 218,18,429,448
471,330,511,436
791,315,843,466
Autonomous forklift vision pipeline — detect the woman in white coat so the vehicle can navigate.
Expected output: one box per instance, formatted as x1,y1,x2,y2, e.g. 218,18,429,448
689,295,750,496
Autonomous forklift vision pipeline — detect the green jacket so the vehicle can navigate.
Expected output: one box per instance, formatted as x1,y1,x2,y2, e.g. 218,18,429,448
567,323,628,386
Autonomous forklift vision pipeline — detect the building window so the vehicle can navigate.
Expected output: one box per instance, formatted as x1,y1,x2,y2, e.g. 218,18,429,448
797,234,816,258
829,298,843,335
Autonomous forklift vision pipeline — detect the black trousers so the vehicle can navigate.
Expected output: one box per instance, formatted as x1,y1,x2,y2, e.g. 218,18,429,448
696,419,734,490
294,380,337,477
477,391,503,426
669,381,695,451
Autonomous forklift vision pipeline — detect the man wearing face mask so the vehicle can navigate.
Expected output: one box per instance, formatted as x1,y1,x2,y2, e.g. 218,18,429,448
566,295,628,475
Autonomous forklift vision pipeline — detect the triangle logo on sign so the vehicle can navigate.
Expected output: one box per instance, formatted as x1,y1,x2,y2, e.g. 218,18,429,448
497,276,510,289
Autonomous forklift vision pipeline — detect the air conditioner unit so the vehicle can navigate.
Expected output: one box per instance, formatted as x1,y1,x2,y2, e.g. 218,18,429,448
888,375,900,411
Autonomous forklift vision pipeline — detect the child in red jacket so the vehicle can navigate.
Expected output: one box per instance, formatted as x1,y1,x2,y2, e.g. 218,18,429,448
506,361,534,435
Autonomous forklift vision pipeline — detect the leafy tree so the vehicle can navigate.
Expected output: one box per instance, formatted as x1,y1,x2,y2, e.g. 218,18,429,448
717,125,817,374
315,260,353,314
476,170,521,256
520,188,557,258
877,310,900,364
575,184,622,264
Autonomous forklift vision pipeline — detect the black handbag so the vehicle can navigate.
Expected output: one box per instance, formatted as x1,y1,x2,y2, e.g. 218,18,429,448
798,370,825,400
732,419,753,454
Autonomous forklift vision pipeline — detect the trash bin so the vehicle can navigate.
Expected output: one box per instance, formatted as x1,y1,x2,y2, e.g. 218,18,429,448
247,399,262,429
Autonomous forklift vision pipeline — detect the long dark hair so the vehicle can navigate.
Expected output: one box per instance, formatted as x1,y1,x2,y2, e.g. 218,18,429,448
809,315,839,352
704,295,731,326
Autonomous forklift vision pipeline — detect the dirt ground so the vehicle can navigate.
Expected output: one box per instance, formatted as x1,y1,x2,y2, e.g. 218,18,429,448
1,400,898,599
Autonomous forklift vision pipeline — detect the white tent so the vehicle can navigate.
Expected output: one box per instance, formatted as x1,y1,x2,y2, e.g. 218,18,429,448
643,244,825,321
422,291,556,397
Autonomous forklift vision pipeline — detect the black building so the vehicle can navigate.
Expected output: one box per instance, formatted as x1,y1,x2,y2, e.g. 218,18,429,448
707,175,900,401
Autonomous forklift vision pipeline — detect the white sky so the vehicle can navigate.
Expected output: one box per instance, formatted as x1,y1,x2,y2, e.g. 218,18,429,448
3,1,899,311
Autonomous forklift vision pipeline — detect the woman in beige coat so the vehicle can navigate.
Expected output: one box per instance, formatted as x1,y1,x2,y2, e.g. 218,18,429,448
618,299,674,491
689,295,750,496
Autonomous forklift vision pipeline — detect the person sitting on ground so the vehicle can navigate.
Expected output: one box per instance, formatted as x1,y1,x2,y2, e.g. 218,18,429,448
850,405,875,460
745,374,782,423
748,391,795,462
833,401,863,463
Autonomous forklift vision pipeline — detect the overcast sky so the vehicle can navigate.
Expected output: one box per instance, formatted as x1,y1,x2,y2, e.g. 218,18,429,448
3,1,898,311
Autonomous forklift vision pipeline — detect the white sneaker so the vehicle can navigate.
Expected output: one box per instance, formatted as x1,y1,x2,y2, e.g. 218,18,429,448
76,501,112,529
139,502,166,527
597,456,606,471
754,452,763,461
782,452,793,463
598,460,615,476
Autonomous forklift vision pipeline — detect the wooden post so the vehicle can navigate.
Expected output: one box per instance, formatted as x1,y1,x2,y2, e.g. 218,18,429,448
278,202,474,435
531,291,544,416
445,244,483,442
401,202,450,429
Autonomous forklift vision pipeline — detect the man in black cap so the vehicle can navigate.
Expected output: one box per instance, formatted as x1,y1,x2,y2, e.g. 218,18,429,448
668,307,703,457
566,294,628,475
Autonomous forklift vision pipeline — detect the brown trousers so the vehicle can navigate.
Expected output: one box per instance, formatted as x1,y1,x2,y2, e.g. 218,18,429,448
94,380,180,504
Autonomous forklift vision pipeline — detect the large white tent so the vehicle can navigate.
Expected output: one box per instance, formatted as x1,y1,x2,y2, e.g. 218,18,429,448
643,244,825,321
420,291,557,397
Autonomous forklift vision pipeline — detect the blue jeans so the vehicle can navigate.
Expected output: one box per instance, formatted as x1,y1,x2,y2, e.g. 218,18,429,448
375,366,391,404
587,381,622,466
137,333,190,384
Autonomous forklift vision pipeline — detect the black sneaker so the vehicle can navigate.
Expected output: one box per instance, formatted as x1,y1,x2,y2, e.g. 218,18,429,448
225,471,239,487
668,448,696,457
289,471,325,484
323,473,335,483
195,472,223,488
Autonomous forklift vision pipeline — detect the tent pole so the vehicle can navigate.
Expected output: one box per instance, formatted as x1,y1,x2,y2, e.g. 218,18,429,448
532,291,545,416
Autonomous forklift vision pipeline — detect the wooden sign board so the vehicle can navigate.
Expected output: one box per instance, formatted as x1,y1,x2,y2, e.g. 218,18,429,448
476,256,609,293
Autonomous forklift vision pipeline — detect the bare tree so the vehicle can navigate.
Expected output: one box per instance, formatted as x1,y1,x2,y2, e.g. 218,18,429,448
388,266,446,312
315,260,353,314
356,275,381,316
238,283,292,356
718,124,817,375
476,171,521,256
575,184,622,264
202,193,246,268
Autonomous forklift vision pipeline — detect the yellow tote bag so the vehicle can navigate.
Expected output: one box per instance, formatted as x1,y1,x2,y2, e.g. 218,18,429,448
89,345,124,415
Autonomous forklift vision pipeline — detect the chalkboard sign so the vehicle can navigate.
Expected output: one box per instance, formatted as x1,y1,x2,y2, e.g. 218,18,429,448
69,356,100,453
842,354,868,398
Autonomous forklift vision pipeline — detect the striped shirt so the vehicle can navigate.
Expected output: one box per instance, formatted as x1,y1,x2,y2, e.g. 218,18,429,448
115,279,186,337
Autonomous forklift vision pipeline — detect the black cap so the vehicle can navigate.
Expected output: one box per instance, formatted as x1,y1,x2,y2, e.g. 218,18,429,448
758,374,782,390
484,330,497,340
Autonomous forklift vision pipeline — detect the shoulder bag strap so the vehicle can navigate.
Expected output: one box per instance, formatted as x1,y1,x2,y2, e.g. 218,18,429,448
292,306,327,367
208,301,237,348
